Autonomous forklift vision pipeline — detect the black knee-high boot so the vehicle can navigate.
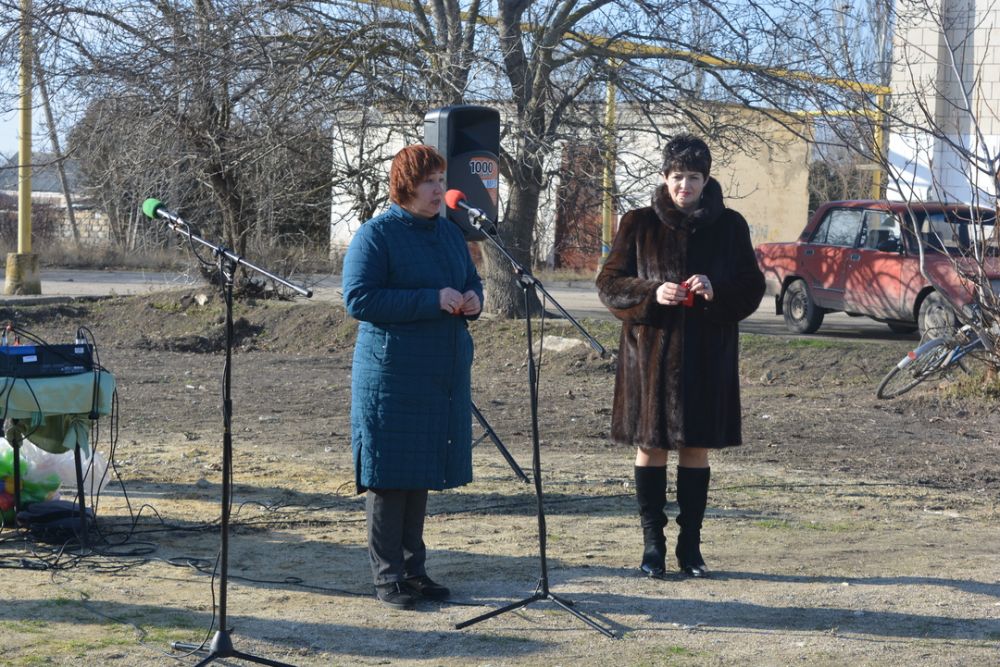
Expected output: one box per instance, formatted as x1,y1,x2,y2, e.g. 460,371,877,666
675,466,710,578
634,465,668,578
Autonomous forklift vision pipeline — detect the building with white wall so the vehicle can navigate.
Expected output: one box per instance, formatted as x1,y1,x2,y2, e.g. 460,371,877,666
329,104,811,264
887,0,1000,204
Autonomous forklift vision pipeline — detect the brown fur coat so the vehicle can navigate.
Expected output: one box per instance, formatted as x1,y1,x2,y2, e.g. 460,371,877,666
595,178,765,450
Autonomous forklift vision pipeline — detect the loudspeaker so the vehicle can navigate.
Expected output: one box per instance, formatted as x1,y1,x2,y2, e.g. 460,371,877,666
424,105,500,240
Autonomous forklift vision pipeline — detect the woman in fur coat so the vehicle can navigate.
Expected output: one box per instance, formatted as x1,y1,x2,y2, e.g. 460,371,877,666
596,134,765,578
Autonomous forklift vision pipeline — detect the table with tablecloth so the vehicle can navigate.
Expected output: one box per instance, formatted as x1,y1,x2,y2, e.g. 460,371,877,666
1,371,116,524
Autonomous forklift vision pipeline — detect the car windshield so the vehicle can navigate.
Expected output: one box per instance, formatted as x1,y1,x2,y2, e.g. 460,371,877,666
903,208,998,256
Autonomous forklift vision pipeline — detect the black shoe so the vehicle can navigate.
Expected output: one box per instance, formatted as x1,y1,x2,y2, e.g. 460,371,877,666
677,560,709,578
640,542,667,578
675,466,711,579
402,575,450,600
375,582,415,609
676,541,709,578
635,465,669,580
640,561,667,578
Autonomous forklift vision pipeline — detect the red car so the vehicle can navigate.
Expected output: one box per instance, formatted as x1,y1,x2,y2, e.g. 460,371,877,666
755,200,999,336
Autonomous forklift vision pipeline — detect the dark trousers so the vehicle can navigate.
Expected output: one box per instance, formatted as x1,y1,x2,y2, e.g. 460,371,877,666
365,488,429,585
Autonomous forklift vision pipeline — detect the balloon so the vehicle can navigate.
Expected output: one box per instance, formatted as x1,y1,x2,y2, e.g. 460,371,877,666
0,440,64,510
0,446,12,479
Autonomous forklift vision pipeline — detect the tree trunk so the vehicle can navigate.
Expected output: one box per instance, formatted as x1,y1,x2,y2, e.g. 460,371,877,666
35,53,81,248
484,159,544,318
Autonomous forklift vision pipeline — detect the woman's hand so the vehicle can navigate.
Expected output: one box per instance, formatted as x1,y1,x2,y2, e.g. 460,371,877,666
439,287,465,314
685,274,714,301
655,281,688,306
458,290,481,316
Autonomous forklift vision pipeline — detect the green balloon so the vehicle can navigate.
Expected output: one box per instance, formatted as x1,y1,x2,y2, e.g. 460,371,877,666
0,448,13,479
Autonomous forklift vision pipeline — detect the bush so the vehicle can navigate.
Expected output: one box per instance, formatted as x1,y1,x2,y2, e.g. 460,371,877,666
944,366,1000,400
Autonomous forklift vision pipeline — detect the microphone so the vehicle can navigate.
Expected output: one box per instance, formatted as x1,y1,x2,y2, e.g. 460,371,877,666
141,198,187,226
444,189,497,233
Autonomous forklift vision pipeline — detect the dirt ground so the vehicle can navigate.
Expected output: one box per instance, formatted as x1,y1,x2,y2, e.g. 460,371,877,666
1,289,999,666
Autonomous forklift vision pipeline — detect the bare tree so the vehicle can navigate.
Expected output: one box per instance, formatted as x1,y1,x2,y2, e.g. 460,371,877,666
0,1,879,314
1,1,354,277
312,0,861,317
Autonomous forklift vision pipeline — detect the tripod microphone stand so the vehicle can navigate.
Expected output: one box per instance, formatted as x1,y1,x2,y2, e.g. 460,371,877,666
454,217,614,638
472,400,528,484
145,200,309,666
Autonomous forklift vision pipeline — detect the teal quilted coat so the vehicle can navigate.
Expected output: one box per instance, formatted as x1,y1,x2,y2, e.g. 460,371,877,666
342,204,483,491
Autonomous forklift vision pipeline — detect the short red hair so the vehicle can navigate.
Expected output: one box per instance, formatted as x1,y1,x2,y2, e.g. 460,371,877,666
389,145,447,206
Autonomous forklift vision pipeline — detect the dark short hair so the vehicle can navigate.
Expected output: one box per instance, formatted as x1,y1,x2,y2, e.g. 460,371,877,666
389,145,447,205
661,133,711,177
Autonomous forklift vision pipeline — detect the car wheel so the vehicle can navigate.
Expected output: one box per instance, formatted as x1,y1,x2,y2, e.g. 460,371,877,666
887,322,918,334
917,291,957,339
782,280,824,334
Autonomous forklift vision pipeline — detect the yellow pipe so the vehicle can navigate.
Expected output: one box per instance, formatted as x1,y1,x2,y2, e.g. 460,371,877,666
18,0,32,255
871,92,887,199
600,74,616,266
797,108,881,118
580,36,891,96
353,0,890,97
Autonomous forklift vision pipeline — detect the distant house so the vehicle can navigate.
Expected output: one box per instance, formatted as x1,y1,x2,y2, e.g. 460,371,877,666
0,152,110,245
0,151,83,195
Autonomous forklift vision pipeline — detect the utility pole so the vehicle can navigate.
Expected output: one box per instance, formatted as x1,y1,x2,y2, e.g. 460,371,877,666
600,73,616,267
5,0,41,295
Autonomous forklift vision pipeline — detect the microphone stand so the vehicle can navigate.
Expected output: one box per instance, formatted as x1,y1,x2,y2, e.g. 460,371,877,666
152,213,309,666
472,401,529,484
455,217,614,638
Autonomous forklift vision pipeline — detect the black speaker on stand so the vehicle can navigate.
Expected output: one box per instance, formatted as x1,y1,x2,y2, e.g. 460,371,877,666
424,105,501,242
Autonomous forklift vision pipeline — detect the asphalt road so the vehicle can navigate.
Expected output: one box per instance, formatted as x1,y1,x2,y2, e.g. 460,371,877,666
535,279,913,341
1,269,914,342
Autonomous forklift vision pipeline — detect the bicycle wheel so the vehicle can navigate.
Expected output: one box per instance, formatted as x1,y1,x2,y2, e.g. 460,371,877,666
876,339,953,399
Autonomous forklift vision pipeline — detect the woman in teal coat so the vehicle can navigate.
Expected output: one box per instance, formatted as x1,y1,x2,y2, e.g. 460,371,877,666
342,145,483,610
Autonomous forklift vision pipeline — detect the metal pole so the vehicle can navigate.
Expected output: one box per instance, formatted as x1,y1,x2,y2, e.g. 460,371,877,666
872,91,888,200
18,0,32,255
6,0,40,295
600,74,616,266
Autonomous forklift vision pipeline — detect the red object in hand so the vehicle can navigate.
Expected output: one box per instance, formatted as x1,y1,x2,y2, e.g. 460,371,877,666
680,281,695,307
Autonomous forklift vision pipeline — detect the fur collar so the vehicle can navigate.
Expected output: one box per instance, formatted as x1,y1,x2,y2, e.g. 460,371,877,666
651,177,725,230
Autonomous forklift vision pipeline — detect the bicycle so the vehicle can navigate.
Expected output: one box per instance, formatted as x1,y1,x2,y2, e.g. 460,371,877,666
876,319,987,399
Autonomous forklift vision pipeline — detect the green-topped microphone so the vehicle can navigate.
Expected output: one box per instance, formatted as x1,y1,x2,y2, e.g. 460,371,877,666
141,197,161,219
142,197,185,224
